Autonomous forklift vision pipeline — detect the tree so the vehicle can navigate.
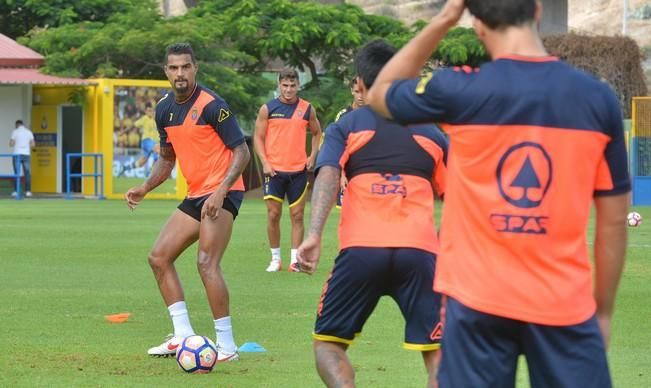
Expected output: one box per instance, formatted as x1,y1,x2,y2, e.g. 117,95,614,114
0,0,134,39
19,0,272,120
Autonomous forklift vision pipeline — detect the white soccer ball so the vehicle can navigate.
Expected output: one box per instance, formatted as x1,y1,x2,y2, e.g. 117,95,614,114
627,211,643,227
175,335,217,374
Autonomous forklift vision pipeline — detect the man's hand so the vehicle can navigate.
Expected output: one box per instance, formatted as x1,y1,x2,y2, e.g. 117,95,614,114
339,173,348,191
306,155,317,171
438,0,466,26
262,163,276,177
125,186,147,210
596,312,612,348
297,234,321,275
201,191,225,220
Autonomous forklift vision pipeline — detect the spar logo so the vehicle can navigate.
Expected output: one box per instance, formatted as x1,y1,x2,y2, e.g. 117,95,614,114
491,142,552,234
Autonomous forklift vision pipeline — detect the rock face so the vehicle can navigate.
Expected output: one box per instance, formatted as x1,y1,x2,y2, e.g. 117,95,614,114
348,0,650,48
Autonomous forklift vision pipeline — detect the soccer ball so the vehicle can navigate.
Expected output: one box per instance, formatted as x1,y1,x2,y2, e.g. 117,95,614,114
175,335,217,373
627,211,642,227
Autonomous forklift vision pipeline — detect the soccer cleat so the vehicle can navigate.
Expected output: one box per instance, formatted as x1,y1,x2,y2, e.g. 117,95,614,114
147,334,182,357
25,191,32,197
216,347,240,363
288,262,301,272
11,192,17,197
265,259,282,272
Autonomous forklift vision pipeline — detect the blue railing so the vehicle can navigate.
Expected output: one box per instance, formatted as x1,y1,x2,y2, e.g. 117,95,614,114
66,153,105,200
0,154,22,200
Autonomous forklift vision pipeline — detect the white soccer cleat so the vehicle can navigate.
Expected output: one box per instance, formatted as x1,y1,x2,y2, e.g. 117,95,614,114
11,192,17,197
147,334,182,357
265,259,282,272
288,262,301,273
25,191,32,197
216,347,240,363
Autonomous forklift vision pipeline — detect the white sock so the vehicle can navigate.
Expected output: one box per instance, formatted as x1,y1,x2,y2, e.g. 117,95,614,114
168,301,195,338
290,249,298,264
214,316,237,353
270,247,281,261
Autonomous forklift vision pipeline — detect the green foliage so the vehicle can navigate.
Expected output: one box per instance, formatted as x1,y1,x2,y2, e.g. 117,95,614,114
434,27,488,67
0,0,134,39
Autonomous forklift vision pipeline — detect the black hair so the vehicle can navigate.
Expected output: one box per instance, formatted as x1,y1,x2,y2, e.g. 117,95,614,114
165,43,196,64
465,0,537,30
15,119,23,126
354,39,397,89
278,68,299,82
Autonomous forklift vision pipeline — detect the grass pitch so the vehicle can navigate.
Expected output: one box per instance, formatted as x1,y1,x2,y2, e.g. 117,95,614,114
0,198,649,387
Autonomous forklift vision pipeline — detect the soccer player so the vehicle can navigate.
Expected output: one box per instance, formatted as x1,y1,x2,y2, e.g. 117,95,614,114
124,43,250,362
332,78,365,209
367,1,631,387
298,40,448,388
334,78,364,122
119,103,160,177
253,68,322,272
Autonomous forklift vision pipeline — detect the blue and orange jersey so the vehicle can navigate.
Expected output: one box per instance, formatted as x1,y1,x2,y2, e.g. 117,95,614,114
156,84,245,198
264,97,312,172
385,56,631,325
317,106,448,254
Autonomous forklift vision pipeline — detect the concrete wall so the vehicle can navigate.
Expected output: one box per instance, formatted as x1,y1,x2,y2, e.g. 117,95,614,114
541,0,569,35
0,85,31,174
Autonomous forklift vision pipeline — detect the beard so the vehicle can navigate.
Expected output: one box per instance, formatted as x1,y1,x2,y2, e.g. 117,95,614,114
174,80,190,95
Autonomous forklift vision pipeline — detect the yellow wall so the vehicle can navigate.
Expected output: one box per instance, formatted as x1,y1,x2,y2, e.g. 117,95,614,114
33,79,187,200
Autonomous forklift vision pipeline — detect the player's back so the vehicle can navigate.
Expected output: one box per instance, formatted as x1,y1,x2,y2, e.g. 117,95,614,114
318,106,447,254
420,57,630,325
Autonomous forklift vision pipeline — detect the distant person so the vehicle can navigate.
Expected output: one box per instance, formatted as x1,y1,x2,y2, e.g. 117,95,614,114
125,43,250,362
367,0,631,387
334,78,364,122
253,68,322,272
298,40,448,388
119,103,161,176
10,120,35,197
332,78,365,208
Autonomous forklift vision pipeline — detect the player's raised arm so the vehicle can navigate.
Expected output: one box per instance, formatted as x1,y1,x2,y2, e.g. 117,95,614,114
367,0,465,118
253,104,275,176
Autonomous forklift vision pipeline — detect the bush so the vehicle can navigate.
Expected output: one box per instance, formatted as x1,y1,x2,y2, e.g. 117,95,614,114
543,34,648,118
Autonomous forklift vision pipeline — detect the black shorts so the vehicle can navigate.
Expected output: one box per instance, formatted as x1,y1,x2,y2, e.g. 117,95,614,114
263,170,309,207
177,191,244,222
313,247,441,351
438,298,611,388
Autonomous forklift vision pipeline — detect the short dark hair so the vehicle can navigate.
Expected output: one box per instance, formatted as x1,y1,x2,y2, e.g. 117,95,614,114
465,0,537,30
165,43,196,64
278,68,299,82
349,78,358,88
354,39,397,89
15,119,23,126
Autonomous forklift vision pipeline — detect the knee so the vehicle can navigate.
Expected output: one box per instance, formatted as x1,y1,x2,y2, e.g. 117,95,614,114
290,210,304,225
148,250,169,273
196,250,220,276
268,208,282,224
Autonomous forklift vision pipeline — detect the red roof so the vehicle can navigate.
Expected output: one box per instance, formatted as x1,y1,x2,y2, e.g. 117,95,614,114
0,68,95,85
0,33,44,67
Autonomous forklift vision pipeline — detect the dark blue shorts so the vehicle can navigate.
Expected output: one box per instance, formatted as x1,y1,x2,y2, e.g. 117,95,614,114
177,191,244,222
438,297,611,388
314,247,442,351
263,170,308,207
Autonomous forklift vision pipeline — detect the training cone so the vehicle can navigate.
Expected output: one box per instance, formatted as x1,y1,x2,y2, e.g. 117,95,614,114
104,312,131,323
238,342,267,353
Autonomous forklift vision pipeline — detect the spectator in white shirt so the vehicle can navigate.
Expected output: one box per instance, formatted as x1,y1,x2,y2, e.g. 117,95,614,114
10,120,35,197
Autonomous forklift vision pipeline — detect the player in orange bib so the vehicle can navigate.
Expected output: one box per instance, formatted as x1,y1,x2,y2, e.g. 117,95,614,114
299,40,448,388
368,1,631,387
253,69,322,273
125,43,250,362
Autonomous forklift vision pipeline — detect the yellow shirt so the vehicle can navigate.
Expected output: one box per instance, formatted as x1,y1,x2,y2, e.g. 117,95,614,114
134,115,158,141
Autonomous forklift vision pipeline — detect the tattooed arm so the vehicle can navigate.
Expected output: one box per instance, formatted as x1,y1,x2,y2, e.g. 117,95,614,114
125,146,176,210
202,142,251,219
296,165,339,274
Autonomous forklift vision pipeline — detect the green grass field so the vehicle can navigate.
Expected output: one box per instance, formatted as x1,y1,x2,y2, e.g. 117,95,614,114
1,198,650,387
